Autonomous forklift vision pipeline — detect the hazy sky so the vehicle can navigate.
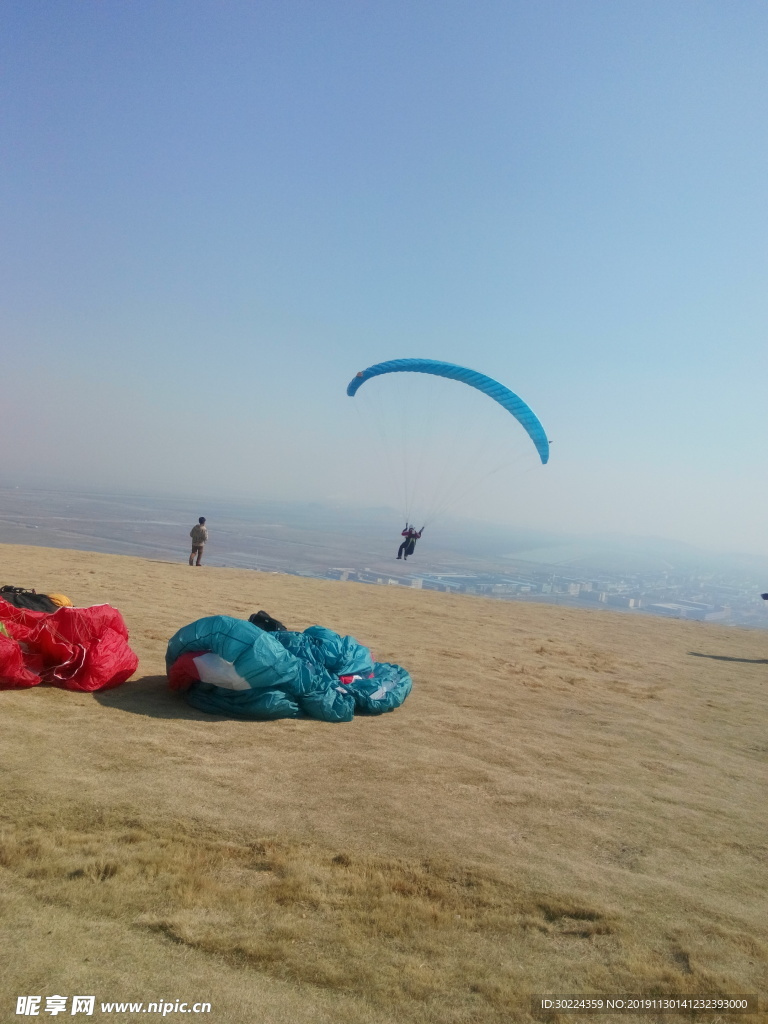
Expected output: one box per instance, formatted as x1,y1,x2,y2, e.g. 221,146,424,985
2,1,767,555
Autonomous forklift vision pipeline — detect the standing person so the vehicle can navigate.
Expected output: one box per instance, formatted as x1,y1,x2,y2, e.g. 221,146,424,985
189,517,208,566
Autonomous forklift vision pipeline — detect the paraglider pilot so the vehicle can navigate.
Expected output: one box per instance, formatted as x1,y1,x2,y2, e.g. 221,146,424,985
397,524,424,560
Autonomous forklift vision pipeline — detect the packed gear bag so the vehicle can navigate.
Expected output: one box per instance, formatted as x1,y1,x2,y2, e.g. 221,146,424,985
0,586,58,613
248,610,288,632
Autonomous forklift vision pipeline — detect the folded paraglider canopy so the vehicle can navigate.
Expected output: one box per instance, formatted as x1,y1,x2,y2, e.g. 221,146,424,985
166,616,412,721
0,601,139,691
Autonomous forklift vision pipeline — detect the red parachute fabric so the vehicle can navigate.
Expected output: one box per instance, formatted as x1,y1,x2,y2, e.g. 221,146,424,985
167,651,202,692
0,601,138,691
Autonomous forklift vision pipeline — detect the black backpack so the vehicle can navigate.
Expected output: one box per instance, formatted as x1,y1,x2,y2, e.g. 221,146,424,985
248,610,287,632
0,586,59,613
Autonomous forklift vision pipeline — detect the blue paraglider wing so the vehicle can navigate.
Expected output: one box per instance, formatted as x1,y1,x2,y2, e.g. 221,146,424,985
347,358,549,464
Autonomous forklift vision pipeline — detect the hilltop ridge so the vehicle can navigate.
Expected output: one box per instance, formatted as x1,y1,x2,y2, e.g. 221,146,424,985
1,543,766,1024
1,487,766,628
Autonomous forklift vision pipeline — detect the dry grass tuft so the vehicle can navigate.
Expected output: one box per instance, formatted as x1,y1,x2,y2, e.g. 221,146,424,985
2,813,562,1016
2,807,765,1022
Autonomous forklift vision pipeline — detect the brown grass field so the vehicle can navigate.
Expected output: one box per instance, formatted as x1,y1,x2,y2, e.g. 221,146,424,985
0,543,766,1024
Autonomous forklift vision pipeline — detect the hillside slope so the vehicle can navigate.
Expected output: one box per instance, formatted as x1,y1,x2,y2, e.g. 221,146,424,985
1,544,766,1023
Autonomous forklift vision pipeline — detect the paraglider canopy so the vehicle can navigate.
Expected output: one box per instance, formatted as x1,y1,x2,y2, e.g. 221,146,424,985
346,357,550,527
347,358,549,464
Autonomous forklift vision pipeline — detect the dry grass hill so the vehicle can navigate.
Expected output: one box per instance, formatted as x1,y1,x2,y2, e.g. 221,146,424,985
0,543,766,1024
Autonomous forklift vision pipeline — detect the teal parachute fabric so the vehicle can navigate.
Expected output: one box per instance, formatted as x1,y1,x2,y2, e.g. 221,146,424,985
347,358,549,464
275,625,375,677
166,617,412,721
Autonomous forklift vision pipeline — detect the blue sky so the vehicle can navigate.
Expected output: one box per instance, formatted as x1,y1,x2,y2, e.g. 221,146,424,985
2,1,767,554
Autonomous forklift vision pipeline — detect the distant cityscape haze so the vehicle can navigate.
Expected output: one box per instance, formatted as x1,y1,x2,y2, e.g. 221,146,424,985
1,486,766,629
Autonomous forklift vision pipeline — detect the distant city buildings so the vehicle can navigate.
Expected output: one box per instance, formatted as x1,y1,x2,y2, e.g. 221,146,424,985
315,565,765,627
